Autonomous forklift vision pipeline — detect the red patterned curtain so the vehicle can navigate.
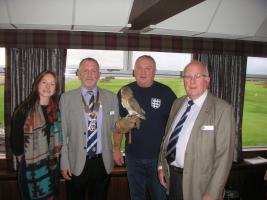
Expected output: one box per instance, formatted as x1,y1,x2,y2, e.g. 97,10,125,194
196,53,247,162
5,48,66,170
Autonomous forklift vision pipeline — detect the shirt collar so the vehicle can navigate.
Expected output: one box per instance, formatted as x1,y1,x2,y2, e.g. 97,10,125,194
187,90,208,108
81,86,97,96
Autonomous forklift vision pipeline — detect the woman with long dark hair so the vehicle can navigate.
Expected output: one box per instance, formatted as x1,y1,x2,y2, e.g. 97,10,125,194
11,70,63,200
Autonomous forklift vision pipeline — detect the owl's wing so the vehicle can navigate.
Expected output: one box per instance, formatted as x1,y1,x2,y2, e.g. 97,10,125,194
128,97,146,117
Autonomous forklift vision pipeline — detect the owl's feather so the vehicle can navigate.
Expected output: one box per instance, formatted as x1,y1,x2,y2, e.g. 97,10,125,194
121,86,146,120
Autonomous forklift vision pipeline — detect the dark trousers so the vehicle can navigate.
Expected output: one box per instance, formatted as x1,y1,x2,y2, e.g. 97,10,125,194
169,165,183,200
67,156,110,200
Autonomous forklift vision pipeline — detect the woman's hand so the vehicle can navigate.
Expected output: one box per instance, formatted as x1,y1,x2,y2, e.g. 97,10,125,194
16,155,23,163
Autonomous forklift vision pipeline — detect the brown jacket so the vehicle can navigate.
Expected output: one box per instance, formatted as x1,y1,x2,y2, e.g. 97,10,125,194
158,92,235,200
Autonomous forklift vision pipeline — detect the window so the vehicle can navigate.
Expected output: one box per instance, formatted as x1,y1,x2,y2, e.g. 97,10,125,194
65,49,189,150
1,48,266,158
0,47,5,157
66,49,189,96
66,49,191,79
66,49,126,78
132,51,191,72
243,57,267,147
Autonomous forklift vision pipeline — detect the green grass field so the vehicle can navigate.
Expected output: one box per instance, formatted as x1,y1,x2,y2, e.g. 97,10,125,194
242,81,267,146
0,78,266,147
64,78,267,147
65,78,186,96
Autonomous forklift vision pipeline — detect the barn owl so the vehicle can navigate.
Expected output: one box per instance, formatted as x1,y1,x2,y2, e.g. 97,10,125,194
121,86,146,120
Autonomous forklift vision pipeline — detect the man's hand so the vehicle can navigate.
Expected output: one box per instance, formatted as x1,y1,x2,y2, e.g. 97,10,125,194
61,169,72,180
202,195,215,200
158,169,167,189
16,155,23,163
113,149,124,166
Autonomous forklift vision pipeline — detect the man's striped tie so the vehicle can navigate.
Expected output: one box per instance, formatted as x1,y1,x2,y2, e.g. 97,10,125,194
87,92,97,158
166,100,194,164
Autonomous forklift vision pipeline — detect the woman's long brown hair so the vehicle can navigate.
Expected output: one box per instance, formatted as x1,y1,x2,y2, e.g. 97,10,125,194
14,70,60,119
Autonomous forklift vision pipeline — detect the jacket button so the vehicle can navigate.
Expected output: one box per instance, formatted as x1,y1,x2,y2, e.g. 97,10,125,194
84,132,86,135
84,147,86,149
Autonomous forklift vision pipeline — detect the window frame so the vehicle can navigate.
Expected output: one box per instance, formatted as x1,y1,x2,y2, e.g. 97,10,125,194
1,47,267,162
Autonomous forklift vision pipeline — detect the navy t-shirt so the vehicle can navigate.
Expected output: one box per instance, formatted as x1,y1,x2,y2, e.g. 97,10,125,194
118,81,177,159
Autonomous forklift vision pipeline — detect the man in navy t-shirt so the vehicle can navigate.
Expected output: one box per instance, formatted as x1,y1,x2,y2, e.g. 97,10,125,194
113,55,176,200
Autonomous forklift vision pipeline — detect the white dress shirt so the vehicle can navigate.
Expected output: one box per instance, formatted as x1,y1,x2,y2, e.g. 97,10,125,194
170,90,208,168
81,86,103,154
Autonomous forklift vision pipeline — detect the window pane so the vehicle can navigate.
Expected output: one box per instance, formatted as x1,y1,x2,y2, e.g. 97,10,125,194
0,47,5,157
243,57,267,147
67,49,124,69
0,47,5,127
132,51,191,71
65,50,189,151
66,49,126,80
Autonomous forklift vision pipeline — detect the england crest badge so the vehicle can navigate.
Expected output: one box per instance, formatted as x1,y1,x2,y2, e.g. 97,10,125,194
151,98,161,109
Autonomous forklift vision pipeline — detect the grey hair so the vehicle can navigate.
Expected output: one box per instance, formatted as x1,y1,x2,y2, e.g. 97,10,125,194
134,55,156,69
183,60,209,76
77,57,100,74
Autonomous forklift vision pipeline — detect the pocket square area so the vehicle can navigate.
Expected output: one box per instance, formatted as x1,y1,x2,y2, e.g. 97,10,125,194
201,125,214,131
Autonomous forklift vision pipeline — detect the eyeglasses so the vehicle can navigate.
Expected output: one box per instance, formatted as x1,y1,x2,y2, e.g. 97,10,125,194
182,73,208,81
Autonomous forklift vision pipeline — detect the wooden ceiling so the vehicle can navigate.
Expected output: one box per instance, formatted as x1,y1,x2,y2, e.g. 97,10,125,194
128,0,205,31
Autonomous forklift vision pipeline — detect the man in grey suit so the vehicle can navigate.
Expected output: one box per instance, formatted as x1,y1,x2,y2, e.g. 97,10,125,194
60,57,119,200
158,61,235,200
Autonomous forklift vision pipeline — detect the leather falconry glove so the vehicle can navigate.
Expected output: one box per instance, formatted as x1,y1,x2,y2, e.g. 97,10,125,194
115,115,140,134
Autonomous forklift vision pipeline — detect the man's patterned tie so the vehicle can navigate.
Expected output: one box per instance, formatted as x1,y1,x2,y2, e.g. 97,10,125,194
166,100,194,164
86,92,97,158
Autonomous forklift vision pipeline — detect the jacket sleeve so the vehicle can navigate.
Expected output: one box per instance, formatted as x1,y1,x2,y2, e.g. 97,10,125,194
10,109,26,156
59,93,70,171
205,104,235,199
110,92,120,134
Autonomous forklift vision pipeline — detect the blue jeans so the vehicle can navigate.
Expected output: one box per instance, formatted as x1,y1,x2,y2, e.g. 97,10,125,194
126,155,167,200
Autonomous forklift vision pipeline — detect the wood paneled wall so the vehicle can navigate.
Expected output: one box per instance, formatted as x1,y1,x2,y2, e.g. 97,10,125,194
0,163,266,200
0,166,130,200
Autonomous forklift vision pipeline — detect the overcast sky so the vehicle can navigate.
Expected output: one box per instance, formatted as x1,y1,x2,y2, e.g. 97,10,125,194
0,48,4,65
66,49,192,71
246,57,267,74
1,48,267,74
67,49,267,75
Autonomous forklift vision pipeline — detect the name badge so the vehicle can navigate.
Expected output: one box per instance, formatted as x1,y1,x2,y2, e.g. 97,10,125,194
110,110,115,115
201,125,214,131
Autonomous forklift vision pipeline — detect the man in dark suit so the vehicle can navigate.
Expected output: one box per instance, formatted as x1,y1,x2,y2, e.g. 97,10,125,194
158,60,235,200
60,57,119,200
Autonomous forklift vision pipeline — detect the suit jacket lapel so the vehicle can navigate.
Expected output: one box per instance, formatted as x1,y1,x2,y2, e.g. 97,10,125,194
98,87,106,125
189,92,215,143
74,87,88,130
165,97,186,146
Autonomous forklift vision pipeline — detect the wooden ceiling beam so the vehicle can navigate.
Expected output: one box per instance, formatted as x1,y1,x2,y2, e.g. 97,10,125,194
128,0,206,31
